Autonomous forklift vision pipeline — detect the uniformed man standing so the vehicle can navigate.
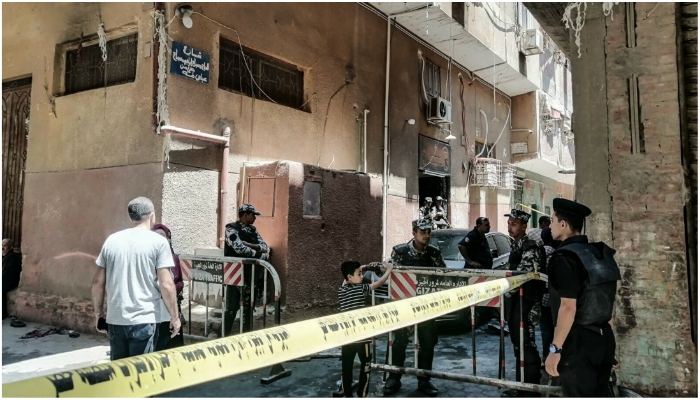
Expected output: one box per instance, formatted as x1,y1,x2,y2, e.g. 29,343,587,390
502,209,546,397
545,199,620,397
431,196,450,229
457,217,493,269
223,204,269,336
383,219,446,397
418,197,433,221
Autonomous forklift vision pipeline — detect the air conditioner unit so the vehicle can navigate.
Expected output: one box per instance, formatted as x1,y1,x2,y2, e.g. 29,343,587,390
521,29,544,56
427,96,452,124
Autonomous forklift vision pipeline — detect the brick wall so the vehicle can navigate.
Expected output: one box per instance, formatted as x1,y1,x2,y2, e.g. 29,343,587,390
603,3,696,396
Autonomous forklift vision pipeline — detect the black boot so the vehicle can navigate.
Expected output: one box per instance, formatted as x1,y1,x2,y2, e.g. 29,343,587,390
383,376,402,396
417,380,438,397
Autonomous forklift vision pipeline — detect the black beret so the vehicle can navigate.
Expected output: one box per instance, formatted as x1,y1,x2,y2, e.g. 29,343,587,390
553,198,592,219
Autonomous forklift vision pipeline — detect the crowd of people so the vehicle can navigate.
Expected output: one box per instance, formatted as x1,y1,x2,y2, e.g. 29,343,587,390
5,193,618,398
337,198,620,398
90,197,268,361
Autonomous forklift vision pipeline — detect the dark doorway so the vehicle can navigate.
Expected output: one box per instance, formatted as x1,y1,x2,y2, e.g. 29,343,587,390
2,77,31,249
418,174,449,205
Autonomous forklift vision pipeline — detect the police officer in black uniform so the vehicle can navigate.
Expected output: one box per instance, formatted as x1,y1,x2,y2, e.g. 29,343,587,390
545,198,620,397
502,209,546,397
458,217,493,269
383,219,446,397
223,204,269,336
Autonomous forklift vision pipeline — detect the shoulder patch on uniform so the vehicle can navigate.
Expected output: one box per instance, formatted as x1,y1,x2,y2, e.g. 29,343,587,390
393,244,410,255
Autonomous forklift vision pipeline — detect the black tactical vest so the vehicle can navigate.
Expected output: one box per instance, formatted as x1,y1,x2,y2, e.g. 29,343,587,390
550,242,620,326
392,243,441,267
224,221,261,257
508,238,547,302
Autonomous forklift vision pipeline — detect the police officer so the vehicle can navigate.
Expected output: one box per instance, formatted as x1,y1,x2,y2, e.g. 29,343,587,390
223,204,269,336
502,209,546,397
432,196,450,229
457,217,493,269
384,219,446,397
545,199,620,397
418,197,433,221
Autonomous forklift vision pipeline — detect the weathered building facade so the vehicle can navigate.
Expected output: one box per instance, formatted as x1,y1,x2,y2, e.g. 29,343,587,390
525,1,697,396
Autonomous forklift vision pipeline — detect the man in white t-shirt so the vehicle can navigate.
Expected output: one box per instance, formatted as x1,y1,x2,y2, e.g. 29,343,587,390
91,197,181,360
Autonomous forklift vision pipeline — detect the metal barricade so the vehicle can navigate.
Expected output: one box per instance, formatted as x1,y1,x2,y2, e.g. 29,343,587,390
372,265,556,396
179,255,290,384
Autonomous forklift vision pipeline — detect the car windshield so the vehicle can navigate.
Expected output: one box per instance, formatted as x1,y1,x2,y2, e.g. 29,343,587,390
429,232,468,261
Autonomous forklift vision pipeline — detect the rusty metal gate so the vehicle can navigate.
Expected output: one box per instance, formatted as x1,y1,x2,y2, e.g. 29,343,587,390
2,77,31,249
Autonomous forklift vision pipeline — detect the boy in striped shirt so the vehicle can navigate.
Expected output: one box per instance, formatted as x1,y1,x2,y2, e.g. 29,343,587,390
336,260,393,397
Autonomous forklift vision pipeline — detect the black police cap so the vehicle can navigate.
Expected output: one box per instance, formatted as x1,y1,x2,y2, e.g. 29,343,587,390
552,198,591,219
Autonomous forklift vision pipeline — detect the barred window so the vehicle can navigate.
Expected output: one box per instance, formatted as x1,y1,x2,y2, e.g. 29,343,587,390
219,38,304,109
425,58,441,98
64,34,138,95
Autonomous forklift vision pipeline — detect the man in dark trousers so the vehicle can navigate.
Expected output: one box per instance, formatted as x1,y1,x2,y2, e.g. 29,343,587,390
545,198,620,397
223,204,269,335
384,219,446,397
458,217,493,269
502,209,546,397
2,239,22,321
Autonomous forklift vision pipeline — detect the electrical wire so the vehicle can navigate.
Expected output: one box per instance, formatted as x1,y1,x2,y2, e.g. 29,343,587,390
487,104,510,159
317,82,351,166
476,109,490,158
191,11,278,104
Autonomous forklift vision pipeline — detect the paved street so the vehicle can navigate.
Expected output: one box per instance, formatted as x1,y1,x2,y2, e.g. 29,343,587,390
163,324,535,398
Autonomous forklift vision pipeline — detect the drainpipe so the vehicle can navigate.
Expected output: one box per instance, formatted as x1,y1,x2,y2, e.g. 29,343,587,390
363,109,369,173
161,125,231,249
382,3,434,259
152,2,164,134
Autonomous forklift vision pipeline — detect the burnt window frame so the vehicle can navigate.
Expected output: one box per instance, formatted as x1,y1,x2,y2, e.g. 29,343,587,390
218,37,306,110
61,32,138,96
425,58,441,99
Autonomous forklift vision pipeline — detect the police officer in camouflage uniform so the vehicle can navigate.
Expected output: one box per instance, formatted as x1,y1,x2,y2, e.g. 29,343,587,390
223,204,269,336
545,199,620,397
418,197,433,221
384,219,446,397
502,209,546,397
431,196,450,230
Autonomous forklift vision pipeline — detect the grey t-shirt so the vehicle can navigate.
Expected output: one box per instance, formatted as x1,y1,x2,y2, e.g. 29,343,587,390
96,228,174,325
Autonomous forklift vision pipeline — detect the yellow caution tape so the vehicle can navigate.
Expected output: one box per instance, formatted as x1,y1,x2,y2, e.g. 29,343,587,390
2,273,536,398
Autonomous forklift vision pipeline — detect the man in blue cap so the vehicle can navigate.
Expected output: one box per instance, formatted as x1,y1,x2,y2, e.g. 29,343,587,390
501,208,547,397
384,219,446,397
223,204,269,335
544,198,620,397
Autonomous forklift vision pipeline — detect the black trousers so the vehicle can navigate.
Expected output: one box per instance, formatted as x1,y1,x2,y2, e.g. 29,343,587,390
155,304,185,351
389,319,438,382
540,305,554,359
2,269,21,320
505,296,541,391
224,284,253,336
341,342,372,397
559,324,616,397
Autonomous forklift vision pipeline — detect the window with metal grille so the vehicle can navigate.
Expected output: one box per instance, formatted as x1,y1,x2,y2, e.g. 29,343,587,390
219,38,304,109
425,59,441,98
64,34,138,95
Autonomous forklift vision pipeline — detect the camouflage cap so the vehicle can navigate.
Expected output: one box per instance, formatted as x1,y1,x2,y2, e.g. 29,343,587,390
424,197,433,202
239,203,261,215
412,219,433,230
504,208,531,223
435,196,444,201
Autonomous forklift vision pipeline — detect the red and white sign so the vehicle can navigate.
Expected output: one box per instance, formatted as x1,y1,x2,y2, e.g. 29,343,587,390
390,272,417,300
224,262,243,286
181,259,192,281
389,272,502,307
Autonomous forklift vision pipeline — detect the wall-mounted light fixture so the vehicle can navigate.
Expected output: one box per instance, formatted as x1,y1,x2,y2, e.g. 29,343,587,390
175,4,194,28
406,119,416,125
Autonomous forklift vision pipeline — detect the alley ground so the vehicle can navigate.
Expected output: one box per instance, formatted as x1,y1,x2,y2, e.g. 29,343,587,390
2,318,544,397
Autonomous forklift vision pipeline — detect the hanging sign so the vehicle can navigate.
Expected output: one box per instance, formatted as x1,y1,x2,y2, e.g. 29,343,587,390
418,135,451,176
170,41,210,84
